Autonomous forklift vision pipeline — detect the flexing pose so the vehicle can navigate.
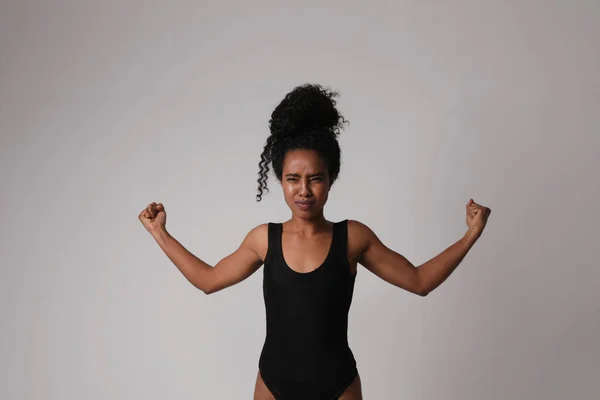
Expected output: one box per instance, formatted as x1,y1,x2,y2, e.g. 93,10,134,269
138,84,491,399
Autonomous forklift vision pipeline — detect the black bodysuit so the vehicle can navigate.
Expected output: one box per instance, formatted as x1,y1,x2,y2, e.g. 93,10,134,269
258,219,358,400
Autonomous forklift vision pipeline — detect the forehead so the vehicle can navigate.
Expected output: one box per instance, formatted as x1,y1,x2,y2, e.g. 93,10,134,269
282,149,327,172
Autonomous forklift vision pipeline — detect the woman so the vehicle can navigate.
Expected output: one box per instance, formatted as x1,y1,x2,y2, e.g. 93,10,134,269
138,84,491,399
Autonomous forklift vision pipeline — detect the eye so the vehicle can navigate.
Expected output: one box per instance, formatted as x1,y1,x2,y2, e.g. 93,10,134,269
311,177,323,182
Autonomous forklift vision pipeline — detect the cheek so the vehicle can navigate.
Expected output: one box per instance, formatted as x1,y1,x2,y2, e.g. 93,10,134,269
320,187,330,200
282,185,295,197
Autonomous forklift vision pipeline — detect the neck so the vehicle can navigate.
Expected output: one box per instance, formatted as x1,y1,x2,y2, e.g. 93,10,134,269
287,211,331,235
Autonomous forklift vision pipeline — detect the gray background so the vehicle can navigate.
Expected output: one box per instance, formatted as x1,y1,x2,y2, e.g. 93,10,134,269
1,0,598,399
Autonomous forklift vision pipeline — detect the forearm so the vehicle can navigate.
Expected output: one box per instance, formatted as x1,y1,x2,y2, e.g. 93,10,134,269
417,228,482,295
151,228,213,293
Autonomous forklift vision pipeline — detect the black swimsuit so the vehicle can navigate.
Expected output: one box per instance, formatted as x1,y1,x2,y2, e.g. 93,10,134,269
258,219,358,400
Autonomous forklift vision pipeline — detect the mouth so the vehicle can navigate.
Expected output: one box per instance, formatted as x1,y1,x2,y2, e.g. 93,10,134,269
295,201,315,210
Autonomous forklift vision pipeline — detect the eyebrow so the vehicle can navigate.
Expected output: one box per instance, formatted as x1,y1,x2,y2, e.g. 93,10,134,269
285,173,325,178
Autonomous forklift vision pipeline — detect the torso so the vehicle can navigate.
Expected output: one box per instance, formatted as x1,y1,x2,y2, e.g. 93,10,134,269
256,219,361,399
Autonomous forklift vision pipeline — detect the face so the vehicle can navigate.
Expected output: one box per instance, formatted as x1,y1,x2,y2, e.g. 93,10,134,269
280,149,331,217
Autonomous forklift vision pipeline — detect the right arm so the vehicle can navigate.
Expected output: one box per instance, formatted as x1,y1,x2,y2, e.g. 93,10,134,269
151,224,266,294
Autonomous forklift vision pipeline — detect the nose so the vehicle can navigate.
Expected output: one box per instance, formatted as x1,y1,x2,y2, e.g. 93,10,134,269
299,181,312,197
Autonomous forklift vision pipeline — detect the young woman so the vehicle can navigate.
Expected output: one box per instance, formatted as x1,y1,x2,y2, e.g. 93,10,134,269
138,84,491,400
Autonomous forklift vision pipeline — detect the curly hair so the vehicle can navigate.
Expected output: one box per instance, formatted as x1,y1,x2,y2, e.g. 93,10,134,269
256,84,348,202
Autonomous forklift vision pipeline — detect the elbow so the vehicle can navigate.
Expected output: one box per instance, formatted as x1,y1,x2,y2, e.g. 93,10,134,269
416,274,429,296
201,280,226,295
199,283,218,295
193,280,215,295
399,283,429,297
194,270,217,295
193,283,210,294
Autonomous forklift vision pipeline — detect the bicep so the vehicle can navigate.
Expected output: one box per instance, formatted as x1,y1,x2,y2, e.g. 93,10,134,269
208,225,265,294
357,222,424,295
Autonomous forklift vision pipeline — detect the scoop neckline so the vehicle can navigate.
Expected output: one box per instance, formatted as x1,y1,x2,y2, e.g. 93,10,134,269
279,221,336,276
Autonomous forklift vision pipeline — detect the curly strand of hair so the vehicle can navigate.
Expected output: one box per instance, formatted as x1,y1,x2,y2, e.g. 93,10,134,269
256,136,276,202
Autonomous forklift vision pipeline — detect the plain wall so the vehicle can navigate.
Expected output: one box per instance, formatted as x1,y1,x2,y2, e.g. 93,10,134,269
1,0,598,398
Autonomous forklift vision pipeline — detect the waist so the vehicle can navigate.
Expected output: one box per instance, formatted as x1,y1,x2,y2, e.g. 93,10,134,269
259,341,356,380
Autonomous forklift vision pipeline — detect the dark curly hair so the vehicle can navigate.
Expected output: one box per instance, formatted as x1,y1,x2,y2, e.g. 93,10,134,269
256,84,348,202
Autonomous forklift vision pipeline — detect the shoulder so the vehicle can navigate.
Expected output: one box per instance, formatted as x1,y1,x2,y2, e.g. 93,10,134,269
346,219,377,256
243,223,270,262
346,219,375,239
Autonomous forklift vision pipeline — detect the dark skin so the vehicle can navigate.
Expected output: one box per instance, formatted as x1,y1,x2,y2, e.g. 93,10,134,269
139,149,491,400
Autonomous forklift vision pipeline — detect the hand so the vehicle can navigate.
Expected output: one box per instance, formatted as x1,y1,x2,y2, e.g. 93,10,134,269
466,198,491,234
138,202,167,234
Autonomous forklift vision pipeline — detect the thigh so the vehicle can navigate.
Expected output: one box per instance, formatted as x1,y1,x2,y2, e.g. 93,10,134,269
338,373,363,400
254,370,276,400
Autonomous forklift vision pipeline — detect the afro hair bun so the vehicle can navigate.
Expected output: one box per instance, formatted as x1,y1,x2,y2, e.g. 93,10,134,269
268,84,348,138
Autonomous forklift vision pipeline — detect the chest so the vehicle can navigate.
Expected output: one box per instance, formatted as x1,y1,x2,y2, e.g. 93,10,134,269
278,229,361,276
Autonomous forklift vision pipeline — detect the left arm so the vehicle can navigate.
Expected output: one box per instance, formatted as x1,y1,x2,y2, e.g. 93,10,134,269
416,228,481,295
353,198,491,296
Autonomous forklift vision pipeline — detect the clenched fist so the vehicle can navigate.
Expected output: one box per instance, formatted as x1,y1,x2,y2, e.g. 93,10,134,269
466,198,491,234
138,202,166,234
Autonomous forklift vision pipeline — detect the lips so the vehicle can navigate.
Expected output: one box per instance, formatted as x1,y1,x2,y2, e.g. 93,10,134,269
295,201,314,210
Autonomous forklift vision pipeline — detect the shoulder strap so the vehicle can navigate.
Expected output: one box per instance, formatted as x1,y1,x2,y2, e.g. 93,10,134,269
264,222,282,266
337,219,349,259
328,219,347,261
